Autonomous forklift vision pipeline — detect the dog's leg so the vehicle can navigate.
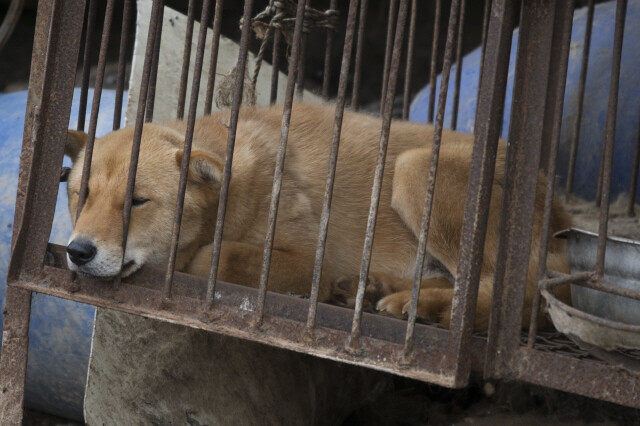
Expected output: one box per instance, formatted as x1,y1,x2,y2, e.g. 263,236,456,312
185,241,321,299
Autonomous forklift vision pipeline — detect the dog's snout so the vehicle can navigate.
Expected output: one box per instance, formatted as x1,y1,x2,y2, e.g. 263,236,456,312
67,239,97,266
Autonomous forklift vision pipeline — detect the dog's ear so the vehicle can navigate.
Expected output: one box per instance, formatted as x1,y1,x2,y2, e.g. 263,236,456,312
175,149,224,184
65,130,88,162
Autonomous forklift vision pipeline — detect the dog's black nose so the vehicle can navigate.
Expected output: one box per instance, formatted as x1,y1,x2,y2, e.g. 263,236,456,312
67,239,97,266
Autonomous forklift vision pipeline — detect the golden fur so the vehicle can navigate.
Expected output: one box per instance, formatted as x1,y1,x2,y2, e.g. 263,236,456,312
65,103,571,329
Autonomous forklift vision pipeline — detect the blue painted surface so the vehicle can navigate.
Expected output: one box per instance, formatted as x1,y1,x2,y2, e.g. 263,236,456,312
409,0,640,202
0,88,126,420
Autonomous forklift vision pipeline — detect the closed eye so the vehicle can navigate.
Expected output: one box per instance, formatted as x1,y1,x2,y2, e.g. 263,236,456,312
132,197,150,207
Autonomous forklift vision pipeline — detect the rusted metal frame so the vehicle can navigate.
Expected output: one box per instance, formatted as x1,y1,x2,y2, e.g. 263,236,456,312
427,0,442,123
484,0,556,379
380,0,398,115
440,0,514,386
508,347,640,409
204,0,225,115
162,0,213,302
539,270,593,287
543,270,640,302
145,3,164,123
113,0,133,131
296,32,308,100
204,0,255,311
629,120,640,216
595,0,627,277
348,0,409,352
254,0,308,325
450,0,465,131
270,28,282,105
76,0,117,218
77,0,97,131
176,0,197,120
476,0,491,102
565,0,594,198
0,0,86,423
0,0,25,53
120,0,164,277
20,244,490,388
321,0,338,99
350,0,368,111
401,0,417,120
306,0,359,333
402,0,460,362
527,0,575,347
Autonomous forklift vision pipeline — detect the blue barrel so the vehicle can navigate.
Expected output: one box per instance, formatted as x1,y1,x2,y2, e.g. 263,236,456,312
0,88,126,420
409,0,640,202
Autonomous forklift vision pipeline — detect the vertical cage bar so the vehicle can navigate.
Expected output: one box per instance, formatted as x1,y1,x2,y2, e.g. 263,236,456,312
402,0,460,359
436,0,514,383
322,0,338,99
427,0,442,123
177,0,197,120
628,122,640,216
476,0,491,102
380,0,398,114
254,0,308,325
523,1,574,346
484,0,556,378
77,0,97,131
270,29,282,105
204,0,255,311
296,32,308,100
450,0,465,130
145,4,164,123
348,0,409,351
351,0,368,111
204,0,225,115
306,0,359,332
113,0,133,130
595,0,627,278
77,0,117,217
566,0,594,198
401,0,417,120
120,0,163,271
162,0,213,302
0,0,86,421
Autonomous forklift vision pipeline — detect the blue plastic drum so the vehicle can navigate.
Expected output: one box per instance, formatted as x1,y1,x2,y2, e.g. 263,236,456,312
410,0,640,202
0,88,125,420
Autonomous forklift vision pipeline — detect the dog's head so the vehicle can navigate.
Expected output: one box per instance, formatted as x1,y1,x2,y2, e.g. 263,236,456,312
65,124,223,278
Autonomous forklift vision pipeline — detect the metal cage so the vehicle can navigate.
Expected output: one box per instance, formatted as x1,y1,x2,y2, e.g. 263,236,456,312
1,0,640,423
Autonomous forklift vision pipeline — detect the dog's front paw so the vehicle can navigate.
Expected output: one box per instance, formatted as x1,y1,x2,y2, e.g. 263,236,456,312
377,288,454,327
330,273,395,309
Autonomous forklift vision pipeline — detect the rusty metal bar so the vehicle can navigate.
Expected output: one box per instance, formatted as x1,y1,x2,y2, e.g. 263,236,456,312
0,0,86,422
595,0,627,278
350,0,367,111
145,3,164,123
120,0,163,274
0,0,25,53
162,0,213,302
254,0,308,325
177,0,196,120
204,0,255,311
484,0,556,378
450,0,465,130
306,0,359,333
402,0,460,361
628,117,640,216
348,0,409,351
113,0,133,131
476,0,491,103
528,0,575,347
542,271,640,302
401,0,417,120
566,0,594,198
427,0,442,123
322,0,338,99
440,0,514,385
77,0,97,131
540,271,593,287
270,28,282,105
296,32,308,100
380,0,398,114
77,0,117,218
204,0,225,115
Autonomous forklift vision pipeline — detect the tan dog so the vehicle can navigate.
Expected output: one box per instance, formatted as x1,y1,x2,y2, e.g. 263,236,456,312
64,103,571,330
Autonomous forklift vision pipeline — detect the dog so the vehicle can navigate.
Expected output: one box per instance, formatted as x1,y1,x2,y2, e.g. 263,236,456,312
64,103,571,330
